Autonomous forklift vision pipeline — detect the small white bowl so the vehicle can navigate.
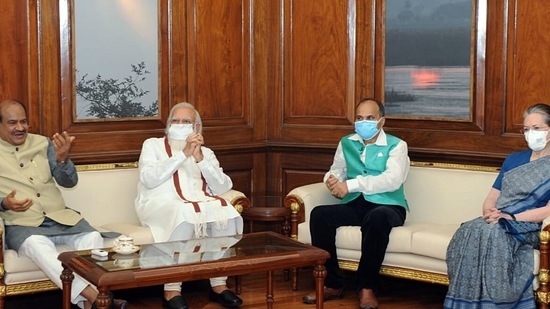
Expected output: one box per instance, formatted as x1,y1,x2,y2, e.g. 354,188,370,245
113,245,140,255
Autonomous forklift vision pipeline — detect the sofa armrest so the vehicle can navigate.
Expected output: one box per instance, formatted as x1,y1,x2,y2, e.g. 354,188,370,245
539,221,550,305
284,182,340,239
544,216,550,230
0,217,5,281
221,189,251,214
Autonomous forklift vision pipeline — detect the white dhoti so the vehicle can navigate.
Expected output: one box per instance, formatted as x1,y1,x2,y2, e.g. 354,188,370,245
19,231,103,307
135,137,245,292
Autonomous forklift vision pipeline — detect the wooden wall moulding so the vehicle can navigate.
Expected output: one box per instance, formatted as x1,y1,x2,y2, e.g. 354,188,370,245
3,0,550,194
504,1,550,134
269,0,361,143
267,0,543,165
27,0,263,164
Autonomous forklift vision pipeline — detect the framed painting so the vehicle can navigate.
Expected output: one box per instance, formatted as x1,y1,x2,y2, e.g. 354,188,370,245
384,0,476,121
73,0,159,121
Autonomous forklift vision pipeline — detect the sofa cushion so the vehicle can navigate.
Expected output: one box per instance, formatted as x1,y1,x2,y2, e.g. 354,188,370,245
301,221,456,261
4,244,73,284
4,270,50,285
410,224,459,260
4,244,71,273
386,224,438,253
101,223,154,245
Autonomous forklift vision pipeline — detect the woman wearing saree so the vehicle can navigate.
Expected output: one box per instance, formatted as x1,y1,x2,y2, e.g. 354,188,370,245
444,103,550,309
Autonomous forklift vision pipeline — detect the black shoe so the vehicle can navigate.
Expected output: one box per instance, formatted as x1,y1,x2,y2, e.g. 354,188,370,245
209,289,243,308
111,299,128,309
91,292,128,309
162,295,190,309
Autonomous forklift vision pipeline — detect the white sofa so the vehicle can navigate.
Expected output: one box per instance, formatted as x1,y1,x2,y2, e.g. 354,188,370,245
0,162,250,308
284,162,550,307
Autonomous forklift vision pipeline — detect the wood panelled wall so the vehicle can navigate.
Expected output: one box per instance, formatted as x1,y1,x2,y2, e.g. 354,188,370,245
1,0,550,198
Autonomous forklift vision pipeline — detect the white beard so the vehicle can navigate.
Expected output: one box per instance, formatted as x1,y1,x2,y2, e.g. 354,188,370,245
169,139,186,152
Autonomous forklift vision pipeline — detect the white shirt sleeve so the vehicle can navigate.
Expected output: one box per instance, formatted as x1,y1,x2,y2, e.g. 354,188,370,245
196,149,233,195
346,140,409,194
324,142,347,182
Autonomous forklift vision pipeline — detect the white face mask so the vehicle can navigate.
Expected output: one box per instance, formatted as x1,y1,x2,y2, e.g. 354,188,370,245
524,129,549,152
168,124,194,141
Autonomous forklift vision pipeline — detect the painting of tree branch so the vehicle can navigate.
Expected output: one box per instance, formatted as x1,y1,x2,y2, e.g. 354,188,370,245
74,0,158,120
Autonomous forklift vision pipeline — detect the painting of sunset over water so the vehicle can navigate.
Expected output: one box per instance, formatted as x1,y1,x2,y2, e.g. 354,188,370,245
384,0,472,120
385,66,470,119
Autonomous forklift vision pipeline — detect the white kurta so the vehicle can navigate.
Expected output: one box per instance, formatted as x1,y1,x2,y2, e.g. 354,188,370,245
135,137,243,242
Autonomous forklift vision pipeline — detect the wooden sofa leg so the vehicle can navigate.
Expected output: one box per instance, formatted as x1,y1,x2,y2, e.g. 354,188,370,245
538,268,550,308
538,230,550,309
0,280,5,309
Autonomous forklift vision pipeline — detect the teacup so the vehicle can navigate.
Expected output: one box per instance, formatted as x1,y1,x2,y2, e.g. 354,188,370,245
114,235,134,252
113,258,134,268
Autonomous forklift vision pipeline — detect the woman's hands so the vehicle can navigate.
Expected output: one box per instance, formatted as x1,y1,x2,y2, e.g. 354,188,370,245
483,208,515,223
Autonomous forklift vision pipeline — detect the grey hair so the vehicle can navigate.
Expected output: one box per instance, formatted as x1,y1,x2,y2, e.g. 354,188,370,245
356,98,385,117
524,103,550,126
165,102,203,135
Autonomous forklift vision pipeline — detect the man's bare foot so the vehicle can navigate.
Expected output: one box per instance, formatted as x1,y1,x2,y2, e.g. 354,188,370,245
164,290,181,300
212,284,230,294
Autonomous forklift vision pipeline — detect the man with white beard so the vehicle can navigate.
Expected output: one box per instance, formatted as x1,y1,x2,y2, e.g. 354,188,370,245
135,102,243,309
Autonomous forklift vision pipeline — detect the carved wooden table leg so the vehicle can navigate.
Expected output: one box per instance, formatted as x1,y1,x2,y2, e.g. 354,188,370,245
266,270,274,309
95,289,111,309
60,264,74,309
313,262,327,309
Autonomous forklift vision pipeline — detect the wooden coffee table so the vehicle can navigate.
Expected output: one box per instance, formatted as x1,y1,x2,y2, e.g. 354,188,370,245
58,231,329,309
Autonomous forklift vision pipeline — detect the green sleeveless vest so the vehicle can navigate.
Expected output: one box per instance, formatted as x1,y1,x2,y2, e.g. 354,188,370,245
340,134,408,210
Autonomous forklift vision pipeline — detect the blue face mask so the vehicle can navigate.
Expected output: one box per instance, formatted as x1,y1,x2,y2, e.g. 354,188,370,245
355,120,380,140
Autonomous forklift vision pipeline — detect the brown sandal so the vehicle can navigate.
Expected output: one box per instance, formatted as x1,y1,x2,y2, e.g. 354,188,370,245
358,288,378,309
302,287,344,304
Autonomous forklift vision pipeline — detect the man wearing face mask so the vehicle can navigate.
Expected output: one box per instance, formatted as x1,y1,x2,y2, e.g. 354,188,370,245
135,102,243,309
302,98,409,309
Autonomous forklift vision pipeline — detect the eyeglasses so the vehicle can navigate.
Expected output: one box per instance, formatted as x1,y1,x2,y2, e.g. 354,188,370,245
521,126,550,134
170,118,194,124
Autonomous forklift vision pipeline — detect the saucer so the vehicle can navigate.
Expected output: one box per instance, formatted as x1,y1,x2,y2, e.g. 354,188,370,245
112,252,139,259
113,245,140,255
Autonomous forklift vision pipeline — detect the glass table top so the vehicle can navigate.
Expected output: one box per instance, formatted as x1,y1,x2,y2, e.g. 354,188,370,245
81,232,309,272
